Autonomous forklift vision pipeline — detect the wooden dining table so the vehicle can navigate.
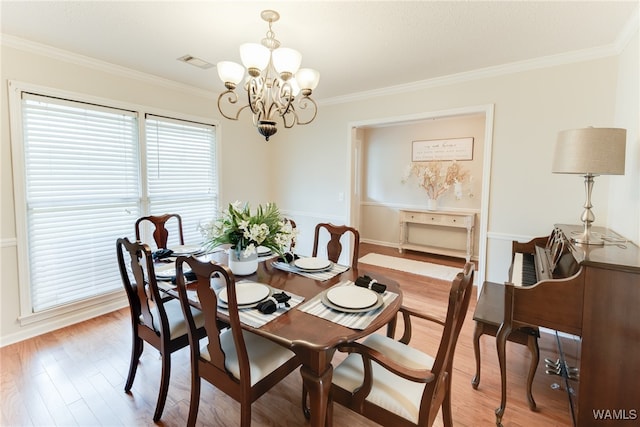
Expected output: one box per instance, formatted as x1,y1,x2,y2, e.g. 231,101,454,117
163,251,403,427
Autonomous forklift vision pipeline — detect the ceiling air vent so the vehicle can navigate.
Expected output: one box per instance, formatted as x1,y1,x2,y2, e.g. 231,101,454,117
177,54,213,69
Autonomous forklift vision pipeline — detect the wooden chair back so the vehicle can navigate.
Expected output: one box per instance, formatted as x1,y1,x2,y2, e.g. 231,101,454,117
135,213,184,249
116,236,198,421
421,262,475,425
312,223,360,267
175,255,300,426
117,237,167,339
329,262,475,427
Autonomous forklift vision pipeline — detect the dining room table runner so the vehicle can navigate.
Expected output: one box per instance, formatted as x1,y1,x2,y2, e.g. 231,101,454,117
297,280,398,330
271,261,349,281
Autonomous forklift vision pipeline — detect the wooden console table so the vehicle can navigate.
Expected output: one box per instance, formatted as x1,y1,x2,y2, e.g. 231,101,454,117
398,209,475,261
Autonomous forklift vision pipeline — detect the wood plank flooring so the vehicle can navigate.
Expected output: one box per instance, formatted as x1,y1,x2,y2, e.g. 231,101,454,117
0,243,576,426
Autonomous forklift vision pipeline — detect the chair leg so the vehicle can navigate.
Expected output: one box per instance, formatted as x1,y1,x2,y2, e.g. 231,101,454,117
152,351,171,422
124,336,143,392
442,376,454,427
187,376,201,427
240,403,251,427
301,384,310,419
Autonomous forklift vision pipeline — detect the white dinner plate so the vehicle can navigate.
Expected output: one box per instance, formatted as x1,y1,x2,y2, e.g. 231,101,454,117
155,262,191,278
326,286,378,309
257,246,272,255
170,244,205,256
218,281,270,305
321,288,384,313
294,257,332,271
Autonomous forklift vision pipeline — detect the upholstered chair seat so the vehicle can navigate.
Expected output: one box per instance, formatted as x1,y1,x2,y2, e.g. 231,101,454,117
200,329,297,386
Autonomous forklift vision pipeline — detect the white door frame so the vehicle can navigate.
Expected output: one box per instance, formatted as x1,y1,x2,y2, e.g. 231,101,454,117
345,104,495,285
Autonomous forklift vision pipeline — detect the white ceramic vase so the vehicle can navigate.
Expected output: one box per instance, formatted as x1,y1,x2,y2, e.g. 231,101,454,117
228,249,259,276
427,198,438,211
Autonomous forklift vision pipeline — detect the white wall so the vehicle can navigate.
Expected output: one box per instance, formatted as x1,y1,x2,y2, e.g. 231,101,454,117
610,30,640,243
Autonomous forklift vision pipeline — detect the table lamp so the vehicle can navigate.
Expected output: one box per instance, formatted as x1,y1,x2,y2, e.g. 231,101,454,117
552,127,626,245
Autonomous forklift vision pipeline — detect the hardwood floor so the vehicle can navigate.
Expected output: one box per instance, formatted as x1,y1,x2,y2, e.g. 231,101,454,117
0,243,575,426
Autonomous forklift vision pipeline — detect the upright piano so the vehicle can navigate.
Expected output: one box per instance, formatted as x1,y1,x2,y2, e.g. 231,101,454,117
496,224,640,426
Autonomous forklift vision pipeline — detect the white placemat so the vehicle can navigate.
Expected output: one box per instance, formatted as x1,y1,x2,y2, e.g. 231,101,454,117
297,280,398,330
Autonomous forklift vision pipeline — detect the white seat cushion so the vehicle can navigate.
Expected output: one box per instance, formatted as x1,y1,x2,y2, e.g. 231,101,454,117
332,333,435,424
146,299,205,340
201,329,296,386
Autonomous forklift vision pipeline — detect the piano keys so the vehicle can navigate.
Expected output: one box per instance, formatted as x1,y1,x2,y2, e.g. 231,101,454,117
495,224,640,427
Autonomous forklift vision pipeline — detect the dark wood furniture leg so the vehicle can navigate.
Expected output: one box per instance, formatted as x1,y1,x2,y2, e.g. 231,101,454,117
472,282,540,416
297,347,336,427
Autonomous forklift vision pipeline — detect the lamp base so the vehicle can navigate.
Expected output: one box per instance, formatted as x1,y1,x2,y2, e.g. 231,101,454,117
571,225,605,246
571,173,604,246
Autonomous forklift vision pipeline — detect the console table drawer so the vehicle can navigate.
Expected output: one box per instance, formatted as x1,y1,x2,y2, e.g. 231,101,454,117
400,211,471,228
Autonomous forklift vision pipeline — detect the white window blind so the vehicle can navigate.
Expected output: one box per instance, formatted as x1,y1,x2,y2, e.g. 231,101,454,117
21,93,140,312
145,115,217,246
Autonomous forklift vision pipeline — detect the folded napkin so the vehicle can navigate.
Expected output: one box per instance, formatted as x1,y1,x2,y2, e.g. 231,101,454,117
170,271,196,284
153,248,174,260
354,275,386,293
256,292,291,314
276,252,300,263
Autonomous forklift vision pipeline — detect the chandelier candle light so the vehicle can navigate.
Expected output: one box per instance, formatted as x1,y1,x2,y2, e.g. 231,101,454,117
216,10,320,141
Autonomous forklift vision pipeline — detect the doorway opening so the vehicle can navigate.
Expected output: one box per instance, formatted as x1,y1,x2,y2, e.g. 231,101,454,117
346,104,494,284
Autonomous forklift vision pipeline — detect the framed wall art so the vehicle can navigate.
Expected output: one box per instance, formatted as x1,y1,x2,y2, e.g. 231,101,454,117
411,137,474,161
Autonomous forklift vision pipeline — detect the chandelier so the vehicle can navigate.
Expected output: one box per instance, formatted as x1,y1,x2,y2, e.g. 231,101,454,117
216,10,320,141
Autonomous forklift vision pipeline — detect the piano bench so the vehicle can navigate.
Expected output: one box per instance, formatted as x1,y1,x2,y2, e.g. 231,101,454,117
471,281,540,411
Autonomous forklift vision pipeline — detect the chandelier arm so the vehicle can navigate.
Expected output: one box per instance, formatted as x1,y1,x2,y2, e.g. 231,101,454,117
292,96,318,125
282,108,297,129
217,90,249,121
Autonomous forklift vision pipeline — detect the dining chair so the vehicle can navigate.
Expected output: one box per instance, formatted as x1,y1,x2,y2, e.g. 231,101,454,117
175,255,301,427
135,213,184,249
312,223,360,267
116,237,206,422
325,262,475,427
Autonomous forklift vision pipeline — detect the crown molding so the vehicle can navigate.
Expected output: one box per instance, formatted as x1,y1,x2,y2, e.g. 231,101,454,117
321,43,621,106
615,5,640,53
3,30,633,109
1,34,217,100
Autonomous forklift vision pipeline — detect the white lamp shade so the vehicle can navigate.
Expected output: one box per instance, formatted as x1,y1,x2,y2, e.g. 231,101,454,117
217,61,245,84
552,127,626,175
296,68,320,90
288,78,301,96
239,43,270,71
272,47,302,75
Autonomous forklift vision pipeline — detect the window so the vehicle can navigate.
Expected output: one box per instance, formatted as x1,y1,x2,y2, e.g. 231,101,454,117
11,86,217,316
145,115,217,245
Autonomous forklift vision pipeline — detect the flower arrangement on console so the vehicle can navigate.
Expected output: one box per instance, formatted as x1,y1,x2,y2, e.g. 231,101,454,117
200,201,297,260
402,161,470,201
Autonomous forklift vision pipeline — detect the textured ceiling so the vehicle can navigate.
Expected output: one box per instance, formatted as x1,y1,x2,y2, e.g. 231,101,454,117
1,1,638,100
